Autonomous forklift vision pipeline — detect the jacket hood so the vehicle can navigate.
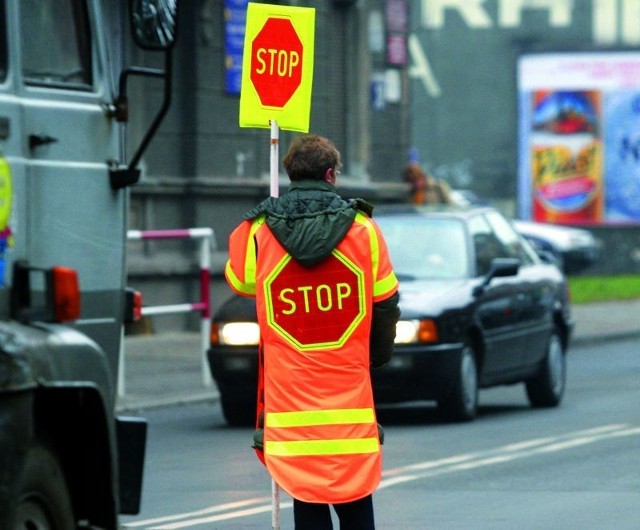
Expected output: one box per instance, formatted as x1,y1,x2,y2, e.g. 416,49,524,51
244,180,373,267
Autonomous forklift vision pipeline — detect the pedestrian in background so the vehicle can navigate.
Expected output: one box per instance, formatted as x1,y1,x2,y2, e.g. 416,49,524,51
225,134,400,529
402,161,453,205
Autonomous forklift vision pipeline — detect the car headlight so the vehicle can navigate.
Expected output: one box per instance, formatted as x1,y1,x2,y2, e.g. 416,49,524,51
211,322,260,345
395,319,439,344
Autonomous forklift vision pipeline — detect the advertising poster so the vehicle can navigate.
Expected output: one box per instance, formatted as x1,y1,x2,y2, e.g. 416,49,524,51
530,90,602,223
518,52,640,224
604,91,640,221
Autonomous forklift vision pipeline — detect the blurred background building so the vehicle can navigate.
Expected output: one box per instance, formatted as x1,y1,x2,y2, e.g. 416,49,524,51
123,0,411,330
121,0,640,331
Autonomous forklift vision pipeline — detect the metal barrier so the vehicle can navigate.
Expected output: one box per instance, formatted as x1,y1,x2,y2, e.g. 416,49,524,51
118,228,214,398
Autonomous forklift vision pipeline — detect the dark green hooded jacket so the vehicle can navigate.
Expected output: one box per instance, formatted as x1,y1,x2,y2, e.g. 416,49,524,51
244,179,400,367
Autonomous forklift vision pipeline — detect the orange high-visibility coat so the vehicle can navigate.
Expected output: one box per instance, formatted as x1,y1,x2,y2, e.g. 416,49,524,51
225,211,398,503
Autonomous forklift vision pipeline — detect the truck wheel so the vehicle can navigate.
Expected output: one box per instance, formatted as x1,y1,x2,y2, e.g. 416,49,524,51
221,397,255,426
13,442,75,530
526,331,565,408
438,343,478,422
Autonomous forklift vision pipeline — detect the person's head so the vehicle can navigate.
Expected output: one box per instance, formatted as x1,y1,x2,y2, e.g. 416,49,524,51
282,134,342,184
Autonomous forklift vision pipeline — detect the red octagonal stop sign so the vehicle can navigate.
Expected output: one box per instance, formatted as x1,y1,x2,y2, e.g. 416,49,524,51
265,253,365,350
250,17,303,108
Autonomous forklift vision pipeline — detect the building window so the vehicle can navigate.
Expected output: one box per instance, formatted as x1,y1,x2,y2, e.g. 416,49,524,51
20,0,92,89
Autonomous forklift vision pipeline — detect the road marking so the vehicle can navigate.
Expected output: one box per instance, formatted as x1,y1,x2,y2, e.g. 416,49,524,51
379,424,640,489
122,497,274,528
148,501,294,529
122,424,639,529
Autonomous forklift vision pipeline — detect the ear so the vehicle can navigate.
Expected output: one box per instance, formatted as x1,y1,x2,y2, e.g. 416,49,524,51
324,168,335,184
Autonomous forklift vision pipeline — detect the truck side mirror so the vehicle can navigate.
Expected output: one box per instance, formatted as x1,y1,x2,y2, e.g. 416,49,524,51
129,0,178,51
110,1,179,189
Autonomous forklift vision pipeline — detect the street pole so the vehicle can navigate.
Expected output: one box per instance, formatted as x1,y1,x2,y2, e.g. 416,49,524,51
269,118,281,530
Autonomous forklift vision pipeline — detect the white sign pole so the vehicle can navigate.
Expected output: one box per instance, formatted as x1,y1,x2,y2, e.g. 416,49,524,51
269,118,281,530
272,478,281,530
270,120,280,198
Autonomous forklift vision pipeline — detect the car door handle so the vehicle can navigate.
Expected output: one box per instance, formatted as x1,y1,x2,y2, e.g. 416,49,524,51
28,133,58,150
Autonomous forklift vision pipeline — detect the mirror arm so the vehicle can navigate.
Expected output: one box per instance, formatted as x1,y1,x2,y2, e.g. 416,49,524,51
110,51,173,190
112,66,165,122
472,274,493,298
128,51,172,170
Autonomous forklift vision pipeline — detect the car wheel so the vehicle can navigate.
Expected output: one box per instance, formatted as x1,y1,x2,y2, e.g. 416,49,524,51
221,397,255,426
13,442,75,530
438,343,478,422
526,331,565,408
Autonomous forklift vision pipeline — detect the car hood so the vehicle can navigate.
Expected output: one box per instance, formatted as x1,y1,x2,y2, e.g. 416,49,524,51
397,279,470,319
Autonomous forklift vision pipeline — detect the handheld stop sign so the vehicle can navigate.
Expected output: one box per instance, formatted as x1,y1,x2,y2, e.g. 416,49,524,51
240,3,315,133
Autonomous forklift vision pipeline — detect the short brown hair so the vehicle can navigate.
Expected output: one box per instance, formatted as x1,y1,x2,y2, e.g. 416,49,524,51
282,134,341,181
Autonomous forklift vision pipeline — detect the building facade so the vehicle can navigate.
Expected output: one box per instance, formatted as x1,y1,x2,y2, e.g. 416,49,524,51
127,0,640,333
408,0,640,274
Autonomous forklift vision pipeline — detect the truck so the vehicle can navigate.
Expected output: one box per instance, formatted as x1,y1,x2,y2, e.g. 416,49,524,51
0,0,178,528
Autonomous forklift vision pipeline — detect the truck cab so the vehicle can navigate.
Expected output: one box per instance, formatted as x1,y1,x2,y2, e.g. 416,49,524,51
0,1,177,528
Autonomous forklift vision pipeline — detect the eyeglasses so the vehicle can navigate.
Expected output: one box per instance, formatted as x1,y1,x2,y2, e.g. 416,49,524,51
335,170,341,177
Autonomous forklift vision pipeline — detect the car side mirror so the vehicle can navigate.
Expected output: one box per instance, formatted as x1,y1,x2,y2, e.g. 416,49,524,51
129,0,178,51
473,258,520,297
489,257,520,278
537,250,558,265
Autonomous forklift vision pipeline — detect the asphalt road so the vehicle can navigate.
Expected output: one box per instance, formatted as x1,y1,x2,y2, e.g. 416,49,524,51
120,336,640,530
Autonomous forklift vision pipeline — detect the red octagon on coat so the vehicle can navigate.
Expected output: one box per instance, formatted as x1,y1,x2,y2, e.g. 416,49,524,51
250,17,303,108
265,253,365,350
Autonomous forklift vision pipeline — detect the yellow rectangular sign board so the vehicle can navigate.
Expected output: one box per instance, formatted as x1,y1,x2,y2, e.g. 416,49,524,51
239,3,315,132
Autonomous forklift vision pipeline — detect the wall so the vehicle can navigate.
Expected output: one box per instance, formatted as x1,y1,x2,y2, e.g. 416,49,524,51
408,0,640,275
409,0,640,198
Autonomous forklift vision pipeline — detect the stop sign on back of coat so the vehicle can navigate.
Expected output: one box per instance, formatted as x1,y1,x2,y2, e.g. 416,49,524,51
265,252,366,351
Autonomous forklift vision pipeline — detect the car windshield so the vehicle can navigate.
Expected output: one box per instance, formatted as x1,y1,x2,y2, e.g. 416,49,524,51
377,216,468,280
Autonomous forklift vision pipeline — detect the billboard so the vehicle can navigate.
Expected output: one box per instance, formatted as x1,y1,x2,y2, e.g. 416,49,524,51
518,52,640,224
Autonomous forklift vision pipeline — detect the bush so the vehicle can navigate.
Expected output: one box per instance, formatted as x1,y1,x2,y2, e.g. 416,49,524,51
568,275,640,304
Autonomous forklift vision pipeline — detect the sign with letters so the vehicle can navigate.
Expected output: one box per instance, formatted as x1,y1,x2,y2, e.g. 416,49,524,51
239,2,315,132
264,251,365,351
518,51,640,224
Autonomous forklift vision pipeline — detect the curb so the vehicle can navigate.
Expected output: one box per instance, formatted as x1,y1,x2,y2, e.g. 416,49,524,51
116,390,219,414
118,330,640,413
571,330,640,347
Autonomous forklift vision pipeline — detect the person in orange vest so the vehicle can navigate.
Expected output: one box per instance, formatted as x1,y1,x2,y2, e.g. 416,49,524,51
225,134,400,529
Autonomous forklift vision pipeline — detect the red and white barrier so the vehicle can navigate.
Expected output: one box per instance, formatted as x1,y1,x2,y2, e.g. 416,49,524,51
119,228,215,397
